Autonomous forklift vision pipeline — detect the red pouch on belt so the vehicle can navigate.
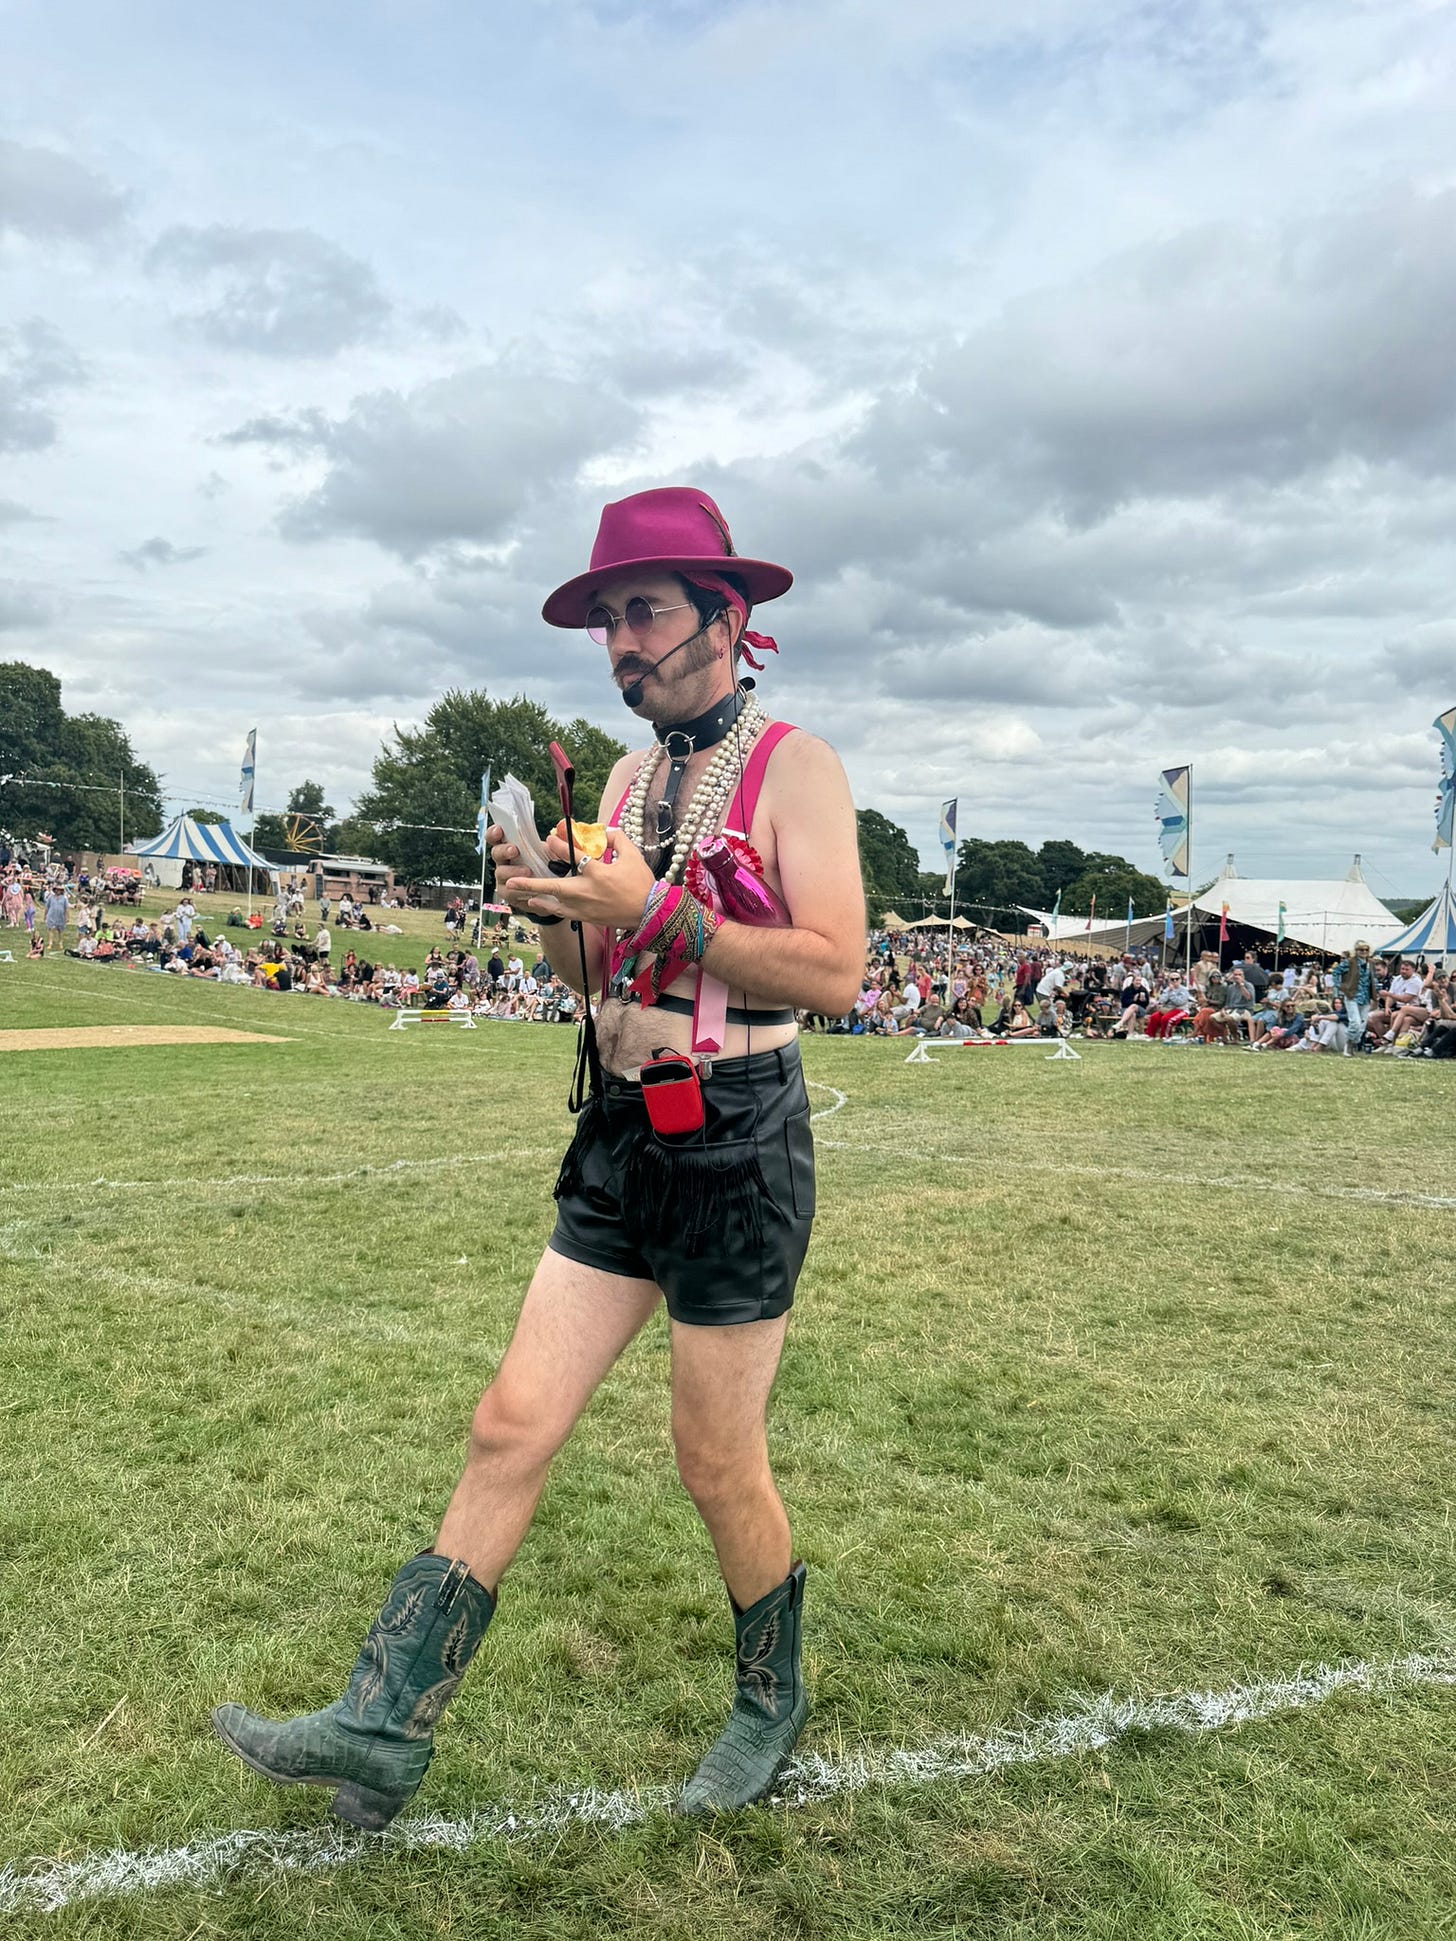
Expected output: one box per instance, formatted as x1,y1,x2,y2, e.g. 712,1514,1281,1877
639,1049,705,1136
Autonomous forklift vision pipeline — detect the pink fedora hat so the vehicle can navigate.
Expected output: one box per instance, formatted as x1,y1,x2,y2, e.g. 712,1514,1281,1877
541,486,793,628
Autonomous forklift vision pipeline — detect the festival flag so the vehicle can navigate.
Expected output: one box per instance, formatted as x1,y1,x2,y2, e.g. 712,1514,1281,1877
475,765,492,857
1219,900,1230,943
1164,903,1175,941
1155,764,1191,877
1126,896,1136,924
1051,888,1062,922
940,797,958,896
1434,705,1456,852
1276,899,1287,944
1085,893,1097,932
240,729,256,815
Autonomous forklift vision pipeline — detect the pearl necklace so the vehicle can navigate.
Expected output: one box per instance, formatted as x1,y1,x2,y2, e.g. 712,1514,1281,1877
619,694,768,887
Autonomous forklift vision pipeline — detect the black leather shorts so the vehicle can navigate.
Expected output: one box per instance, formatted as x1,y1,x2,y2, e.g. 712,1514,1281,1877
548,1040,816,1325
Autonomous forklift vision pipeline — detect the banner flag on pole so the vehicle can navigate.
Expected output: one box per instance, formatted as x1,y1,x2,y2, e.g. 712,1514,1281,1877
240,729,256,815
1219,900,1230,943
1050,888,1061,922
1155,765,1191,877
476,765,492,856
940,798,958,895
1085,893,1096,932
1434,705,1456,852
1163,903,1175,941
1277,900,1287,944
1126,897,1135,924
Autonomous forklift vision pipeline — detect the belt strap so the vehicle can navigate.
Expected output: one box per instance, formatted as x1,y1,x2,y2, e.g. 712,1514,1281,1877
656,992,794,1027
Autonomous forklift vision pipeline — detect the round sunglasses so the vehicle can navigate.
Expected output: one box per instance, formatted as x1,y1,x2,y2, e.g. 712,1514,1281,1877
585,597,693,646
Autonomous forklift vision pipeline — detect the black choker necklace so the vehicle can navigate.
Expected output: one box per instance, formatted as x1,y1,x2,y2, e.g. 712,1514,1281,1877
653,684,749,755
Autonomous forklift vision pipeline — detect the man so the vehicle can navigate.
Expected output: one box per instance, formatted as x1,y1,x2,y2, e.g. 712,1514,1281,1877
213,485,865,1828
42,882,69,953
1035,958,1066,1017
1331,939,1377,1049
1238,952,1269,999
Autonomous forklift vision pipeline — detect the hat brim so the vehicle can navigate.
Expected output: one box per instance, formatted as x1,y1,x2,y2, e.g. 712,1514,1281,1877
541,554,793,628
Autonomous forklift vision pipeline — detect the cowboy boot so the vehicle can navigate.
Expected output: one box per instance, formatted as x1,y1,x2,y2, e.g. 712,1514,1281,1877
212,1552,493,1830
680,1561,808,1813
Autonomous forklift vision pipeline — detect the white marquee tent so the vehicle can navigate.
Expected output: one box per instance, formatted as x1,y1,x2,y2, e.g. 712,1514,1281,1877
1016,854,1398,957
1192,856,1398,956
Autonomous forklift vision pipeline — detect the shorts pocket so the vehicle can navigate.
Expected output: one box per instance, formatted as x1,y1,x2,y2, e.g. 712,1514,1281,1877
783,1107,816,1221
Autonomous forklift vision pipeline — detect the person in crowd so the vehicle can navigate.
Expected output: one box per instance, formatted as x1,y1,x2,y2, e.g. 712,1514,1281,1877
1237,952,1270,1000
1250,999,1304,1050
1145,978,1195,1039
1330,940,1377,1048
1381,967,1452,1047
1292,1006,1348,1053
1217,964,1257,1043
42,881,69,952
1191,959,1230,1041
892,978,921,1026
997,997,1035,1038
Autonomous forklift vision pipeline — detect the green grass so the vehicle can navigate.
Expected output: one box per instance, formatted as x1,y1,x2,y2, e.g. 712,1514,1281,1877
1,957,1454,1938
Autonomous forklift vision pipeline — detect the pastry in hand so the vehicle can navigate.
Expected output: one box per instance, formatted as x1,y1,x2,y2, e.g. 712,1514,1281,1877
552,818,611,860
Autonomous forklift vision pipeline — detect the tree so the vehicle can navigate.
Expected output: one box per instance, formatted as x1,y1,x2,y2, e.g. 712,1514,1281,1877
1035,839,1086,908
856,809,922,922
0,662,162,852
1060,851,1167,918
186,807,227,825
355,690,627,885
953,838,1044,922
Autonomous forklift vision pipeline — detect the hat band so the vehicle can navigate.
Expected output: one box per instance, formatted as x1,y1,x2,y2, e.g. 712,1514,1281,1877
682,572,780,671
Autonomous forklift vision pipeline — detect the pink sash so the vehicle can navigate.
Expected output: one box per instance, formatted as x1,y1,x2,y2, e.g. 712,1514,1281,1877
604,720,798,1053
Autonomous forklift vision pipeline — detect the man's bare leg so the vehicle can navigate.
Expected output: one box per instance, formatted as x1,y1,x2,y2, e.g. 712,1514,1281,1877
671,1313,808,1811
669,1314,791,1609
436,1247,661,1589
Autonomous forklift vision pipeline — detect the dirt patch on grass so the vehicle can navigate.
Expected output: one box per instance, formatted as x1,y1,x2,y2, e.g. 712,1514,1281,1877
0,1026,290,1053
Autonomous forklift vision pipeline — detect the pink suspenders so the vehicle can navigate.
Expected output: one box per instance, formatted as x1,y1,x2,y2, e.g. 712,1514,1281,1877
602,720,798,1053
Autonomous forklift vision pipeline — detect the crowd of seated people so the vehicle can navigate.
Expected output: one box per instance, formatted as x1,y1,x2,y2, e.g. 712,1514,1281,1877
805,932,1456,1058
37,897,582,1022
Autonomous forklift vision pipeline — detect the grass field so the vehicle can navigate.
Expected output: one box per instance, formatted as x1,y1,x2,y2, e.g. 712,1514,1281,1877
2,954,1454,1939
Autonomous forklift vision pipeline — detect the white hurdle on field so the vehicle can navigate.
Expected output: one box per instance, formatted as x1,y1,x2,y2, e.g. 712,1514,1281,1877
906,1035,1080,1062
388,1007,478,1032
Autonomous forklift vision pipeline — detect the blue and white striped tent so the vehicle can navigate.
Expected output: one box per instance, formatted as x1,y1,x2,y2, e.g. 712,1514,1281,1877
1373,881,1456,962
132,814,277,875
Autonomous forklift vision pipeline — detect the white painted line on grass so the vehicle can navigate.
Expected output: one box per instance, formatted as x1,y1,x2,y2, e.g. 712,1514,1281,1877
3,1647,1451,1915
3,1083,848,1197
818,1138,1456,1213
805,1079,848,1122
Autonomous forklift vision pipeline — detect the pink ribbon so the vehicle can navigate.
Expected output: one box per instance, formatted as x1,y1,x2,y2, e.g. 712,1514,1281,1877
682,572,779,669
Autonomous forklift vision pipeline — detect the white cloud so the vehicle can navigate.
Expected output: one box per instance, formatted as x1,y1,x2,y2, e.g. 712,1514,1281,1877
145,224,394,356
0,139,129,241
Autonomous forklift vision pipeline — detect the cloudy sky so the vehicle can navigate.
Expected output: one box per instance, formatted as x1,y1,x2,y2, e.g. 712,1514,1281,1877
4,0,1455,896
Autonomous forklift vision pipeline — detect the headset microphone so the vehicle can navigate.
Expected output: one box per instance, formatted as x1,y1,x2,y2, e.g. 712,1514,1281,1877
618,627,705,709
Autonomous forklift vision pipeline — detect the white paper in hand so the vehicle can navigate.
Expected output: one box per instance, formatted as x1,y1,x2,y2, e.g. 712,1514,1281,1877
488,775,554,878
